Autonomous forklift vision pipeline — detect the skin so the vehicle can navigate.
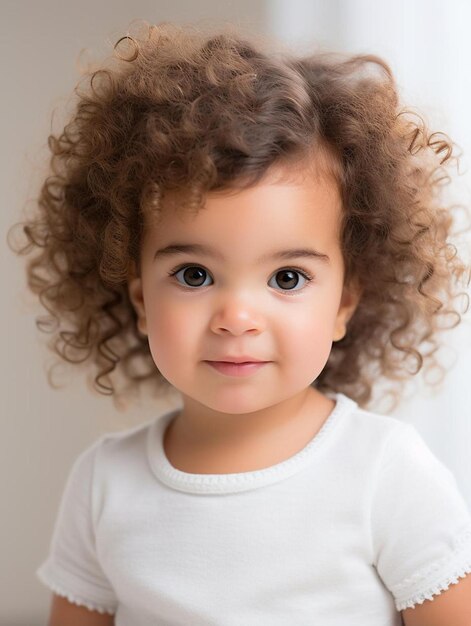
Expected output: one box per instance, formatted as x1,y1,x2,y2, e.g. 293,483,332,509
128,161,362,473
48,595,114,626
401,574,471,625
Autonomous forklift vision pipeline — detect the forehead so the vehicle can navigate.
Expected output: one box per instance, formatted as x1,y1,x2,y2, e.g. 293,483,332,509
146,162,343,247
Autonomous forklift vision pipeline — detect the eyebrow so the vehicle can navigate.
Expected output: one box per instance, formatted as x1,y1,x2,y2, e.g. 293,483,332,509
153,242,330,264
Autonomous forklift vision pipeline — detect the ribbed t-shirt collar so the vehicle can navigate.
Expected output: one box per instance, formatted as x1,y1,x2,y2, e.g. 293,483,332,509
147,392,357,494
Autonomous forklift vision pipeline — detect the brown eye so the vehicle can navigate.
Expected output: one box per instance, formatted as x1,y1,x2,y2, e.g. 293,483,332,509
268,269,312,292
274,270,299,290
171,266,212,287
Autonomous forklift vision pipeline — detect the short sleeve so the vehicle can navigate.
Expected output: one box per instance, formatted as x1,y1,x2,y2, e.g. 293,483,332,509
36,438,118,614
371,422,471,612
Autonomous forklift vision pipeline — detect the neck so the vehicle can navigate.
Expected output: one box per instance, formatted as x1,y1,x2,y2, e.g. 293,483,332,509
163,387,335,474
168,387,328,448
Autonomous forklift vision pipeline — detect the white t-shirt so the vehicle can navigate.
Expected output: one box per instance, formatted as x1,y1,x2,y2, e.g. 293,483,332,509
36,392,471,626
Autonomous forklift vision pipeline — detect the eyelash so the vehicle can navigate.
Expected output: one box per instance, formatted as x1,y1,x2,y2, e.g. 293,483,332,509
166,264,315,294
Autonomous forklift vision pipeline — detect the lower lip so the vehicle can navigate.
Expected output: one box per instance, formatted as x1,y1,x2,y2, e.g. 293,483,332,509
205,361,268,377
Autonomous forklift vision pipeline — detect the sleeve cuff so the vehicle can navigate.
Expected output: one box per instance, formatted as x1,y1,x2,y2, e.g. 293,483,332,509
391,524,471,611
36,559,118,615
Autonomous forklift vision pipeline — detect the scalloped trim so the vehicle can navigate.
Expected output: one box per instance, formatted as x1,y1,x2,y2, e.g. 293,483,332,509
397,565,471,611
148,392,356,494
393,525,471,592
394,524,471,611
41,578,116,615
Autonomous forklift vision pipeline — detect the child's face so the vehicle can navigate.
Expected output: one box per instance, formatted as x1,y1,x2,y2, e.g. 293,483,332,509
128,164,361,416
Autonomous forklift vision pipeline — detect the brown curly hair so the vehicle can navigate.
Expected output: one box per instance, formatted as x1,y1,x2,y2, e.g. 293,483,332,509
9,21,470,412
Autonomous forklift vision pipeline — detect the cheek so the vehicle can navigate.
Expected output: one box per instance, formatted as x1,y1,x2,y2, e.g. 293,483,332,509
283,316,326,352
278,304,336,364
145,300,200,369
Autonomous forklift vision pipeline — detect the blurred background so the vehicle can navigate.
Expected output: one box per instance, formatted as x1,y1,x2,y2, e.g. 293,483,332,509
2,0,471,623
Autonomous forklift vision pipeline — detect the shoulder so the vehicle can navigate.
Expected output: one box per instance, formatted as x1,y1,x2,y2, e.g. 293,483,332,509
97,416,157,454
68,413,167,492
58,417,158,501
349,403,457,495
335,391,406,433
92,414,166,476
334,392,410,460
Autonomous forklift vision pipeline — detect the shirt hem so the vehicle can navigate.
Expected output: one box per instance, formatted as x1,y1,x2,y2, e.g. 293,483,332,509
395,566,471,611
393,523,471,611
36,562,117,615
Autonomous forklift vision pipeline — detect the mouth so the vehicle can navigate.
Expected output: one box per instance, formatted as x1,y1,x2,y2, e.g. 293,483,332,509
204,361,269,377
213,360,265,364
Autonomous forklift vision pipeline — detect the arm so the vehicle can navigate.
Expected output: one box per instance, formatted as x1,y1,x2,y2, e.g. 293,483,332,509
38,442,118,625
401,573,471,626
49,593,115,626
369,424,471,622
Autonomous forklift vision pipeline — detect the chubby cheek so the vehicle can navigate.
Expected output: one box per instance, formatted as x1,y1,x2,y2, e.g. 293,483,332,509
145,300,200,382
279,308,335,383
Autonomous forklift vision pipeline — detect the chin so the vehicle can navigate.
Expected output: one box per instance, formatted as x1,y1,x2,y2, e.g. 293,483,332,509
189,390,275,415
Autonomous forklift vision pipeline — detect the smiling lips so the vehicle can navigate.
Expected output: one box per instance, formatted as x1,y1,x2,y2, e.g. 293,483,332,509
208,356,267,363
204,360,269,377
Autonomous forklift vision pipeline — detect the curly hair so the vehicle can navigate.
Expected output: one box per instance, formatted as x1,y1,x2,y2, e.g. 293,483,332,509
9,21,470,412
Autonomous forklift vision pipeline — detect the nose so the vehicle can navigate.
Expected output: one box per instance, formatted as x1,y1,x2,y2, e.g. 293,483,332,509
209,295,266,335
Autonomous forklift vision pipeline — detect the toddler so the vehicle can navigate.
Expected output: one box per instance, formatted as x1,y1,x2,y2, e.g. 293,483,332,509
12,20,471,626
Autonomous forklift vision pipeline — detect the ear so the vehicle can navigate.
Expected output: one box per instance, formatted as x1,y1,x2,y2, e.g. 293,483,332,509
333,279,363,342
127,261,148,337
